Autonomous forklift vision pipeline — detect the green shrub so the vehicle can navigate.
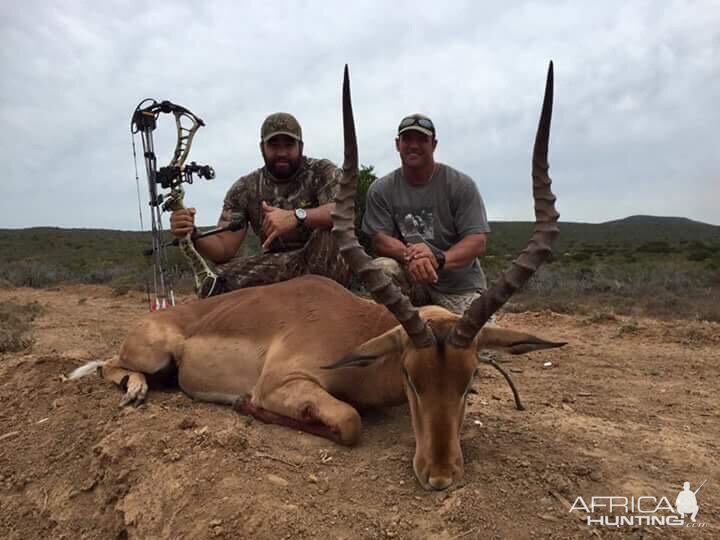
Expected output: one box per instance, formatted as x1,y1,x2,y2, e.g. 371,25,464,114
111,285,130,297
0,301,45,353
636,241,673,254
687,250,711,262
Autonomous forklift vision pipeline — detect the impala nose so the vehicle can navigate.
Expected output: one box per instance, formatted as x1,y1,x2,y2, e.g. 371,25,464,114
428,475,453,491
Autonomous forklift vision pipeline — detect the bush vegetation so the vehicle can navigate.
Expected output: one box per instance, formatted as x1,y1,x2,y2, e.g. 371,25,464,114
0,301,45,353
1,198,718,322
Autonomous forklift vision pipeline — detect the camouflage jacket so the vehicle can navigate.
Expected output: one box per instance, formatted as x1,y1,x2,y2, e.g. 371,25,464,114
219,157,341,252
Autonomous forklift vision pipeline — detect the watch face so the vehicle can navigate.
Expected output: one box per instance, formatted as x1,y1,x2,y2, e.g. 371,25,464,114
295,208,307,221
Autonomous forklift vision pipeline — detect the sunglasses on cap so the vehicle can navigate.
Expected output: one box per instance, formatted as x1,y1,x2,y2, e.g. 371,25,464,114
398,116,435,134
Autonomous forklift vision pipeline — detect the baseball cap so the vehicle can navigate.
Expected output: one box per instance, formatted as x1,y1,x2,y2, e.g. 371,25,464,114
397,113,436,138
261,112,303,143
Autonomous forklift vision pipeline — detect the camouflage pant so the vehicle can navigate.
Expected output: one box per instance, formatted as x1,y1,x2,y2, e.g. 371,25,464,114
372,257,484,315
208,230,352,296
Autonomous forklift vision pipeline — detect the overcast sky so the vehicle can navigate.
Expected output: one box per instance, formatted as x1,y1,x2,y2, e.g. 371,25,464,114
1,0,718,230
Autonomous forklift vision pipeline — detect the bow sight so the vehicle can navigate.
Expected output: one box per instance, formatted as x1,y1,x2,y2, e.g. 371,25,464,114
131,98,218,310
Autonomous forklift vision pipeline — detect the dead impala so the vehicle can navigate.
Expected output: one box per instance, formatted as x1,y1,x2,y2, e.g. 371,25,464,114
69,63,564,490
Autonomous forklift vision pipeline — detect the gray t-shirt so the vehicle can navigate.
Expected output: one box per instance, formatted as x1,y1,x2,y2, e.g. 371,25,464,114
362,163,490,294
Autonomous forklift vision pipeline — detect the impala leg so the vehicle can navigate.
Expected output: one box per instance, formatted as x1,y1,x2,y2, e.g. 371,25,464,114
236,380,362,446
101,361,149,407
101,336,175,407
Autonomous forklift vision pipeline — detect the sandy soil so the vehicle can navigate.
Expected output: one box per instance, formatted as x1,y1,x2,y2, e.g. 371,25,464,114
0,285,718,539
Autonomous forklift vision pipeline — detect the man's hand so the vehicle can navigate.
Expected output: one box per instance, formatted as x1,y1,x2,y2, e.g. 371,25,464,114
170,208,196,238
404,243,438,266
403,242,440,284
407,256,438,284
261,201,297,250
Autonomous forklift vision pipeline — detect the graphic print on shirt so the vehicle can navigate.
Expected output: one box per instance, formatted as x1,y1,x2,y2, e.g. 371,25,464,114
394,207,434,244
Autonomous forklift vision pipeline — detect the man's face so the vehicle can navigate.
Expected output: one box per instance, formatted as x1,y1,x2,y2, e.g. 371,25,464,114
396,130,437,169
261,134,303,178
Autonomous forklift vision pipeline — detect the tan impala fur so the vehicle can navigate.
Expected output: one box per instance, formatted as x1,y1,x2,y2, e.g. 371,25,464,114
70,63,563,490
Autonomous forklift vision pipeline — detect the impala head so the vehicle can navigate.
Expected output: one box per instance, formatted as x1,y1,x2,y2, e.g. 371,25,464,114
331,64,563,490
401,317,474,490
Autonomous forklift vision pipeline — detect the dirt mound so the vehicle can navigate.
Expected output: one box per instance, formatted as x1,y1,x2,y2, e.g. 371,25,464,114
1,286,718,538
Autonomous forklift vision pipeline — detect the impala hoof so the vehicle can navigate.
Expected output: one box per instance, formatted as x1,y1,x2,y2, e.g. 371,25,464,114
118,375,148,407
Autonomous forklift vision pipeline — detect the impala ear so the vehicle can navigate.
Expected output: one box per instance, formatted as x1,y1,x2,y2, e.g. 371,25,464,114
474,327,566,355
323,326,406,369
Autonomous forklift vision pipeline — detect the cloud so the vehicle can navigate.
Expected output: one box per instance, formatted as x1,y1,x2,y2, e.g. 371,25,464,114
0,0,718,230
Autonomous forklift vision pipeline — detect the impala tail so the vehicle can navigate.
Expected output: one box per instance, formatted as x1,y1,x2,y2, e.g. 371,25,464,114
65,360,107,380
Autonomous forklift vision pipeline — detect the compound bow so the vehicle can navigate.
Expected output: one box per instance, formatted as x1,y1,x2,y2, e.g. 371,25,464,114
131,99,219,309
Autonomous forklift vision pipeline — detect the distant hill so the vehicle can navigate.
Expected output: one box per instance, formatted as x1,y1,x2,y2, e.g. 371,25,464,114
486,216,719,256
0,217,718,288
0,226,260,288
602,215,715,227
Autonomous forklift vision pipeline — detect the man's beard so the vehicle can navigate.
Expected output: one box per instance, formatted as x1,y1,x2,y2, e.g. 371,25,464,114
265,156,302,179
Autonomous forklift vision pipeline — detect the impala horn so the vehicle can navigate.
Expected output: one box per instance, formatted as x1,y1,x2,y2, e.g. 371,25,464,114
331,65,435,348
448,61,559,348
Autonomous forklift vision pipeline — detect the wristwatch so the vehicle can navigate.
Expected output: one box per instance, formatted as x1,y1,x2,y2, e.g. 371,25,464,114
435,250,446,271
294,208,307,225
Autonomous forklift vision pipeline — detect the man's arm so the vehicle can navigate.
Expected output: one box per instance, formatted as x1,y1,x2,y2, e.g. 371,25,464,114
371,231,407,261
260,201,335,250
404,233,487,284
170,208,246,264
430,232,487,271
194,226,247,264
303,202,335,229
375,230,440,285
442,172,490,269
405,233,487,269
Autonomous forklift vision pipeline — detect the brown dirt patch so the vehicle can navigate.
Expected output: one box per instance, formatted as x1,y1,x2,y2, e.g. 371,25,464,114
1,286,718,539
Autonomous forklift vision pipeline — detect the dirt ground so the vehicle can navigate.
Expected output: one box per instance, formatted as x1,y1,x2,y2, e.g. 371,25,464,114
0,285,718,539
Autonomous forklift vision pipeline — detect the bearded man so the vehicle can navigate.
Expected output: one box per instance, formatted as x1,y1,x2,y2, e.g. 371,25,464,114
170,112,351,296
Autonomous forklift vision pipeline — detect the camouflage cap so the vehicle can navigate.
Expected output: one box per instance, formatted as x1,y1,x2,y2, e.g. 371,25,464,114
398,113,436,138
261,112,303,143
